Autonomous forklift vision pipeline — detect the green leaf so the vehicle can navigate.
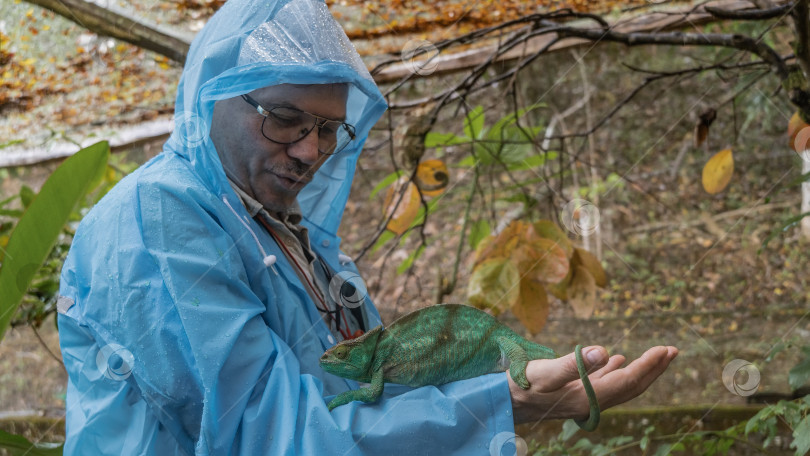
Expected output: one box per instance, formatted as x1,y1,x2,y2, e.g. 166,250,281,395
0,194,18,209
19,186,35,209
424,132,469,148
789,346,810,390
560,419,580,442
0,139,24,149
456,155,478,168
464,106,485,139
468,219,491,250
467,258,520,314
369,171,404,199
0,141,109,340
397,244,425,275
0,429,63,455
370,230,396,254
760,211,810,252
506,153,549,171
791,415,810,455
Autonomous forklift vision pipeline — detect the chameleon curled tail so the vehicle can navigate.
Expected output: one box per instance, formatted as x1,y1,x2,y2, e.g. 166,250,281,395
319,303,600,431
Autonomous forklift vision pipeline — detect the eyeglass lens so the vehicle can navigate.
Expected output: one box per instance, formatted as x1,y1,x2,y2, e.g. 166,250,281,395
262,106,355,155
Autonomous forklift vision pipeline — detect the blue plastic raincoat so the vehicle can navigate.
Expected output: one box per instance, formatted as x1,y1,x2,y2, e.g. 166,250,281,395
57,0,516,453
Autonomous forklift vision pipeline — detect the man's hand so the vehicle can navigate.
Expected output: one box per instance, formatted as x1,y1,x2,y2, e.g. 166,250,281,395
508,345,678,424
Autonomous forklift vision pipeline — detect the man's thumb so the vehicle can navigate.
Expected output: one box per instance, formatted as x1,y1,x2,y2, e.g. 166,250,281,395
537,346,607,391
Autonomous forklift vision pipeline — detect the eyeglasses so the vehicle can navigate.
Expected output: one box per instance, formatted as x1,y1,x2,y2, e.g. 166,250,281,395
241,94,357,156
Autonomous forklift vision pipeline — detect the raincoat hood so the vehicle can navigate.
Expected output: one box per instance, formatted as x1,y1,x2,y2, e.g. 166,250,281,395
166,0,387,235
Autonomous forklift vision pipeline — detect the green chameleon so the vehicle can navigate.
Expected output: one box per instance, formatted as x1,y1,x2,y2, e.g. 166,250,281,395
319,303,600,431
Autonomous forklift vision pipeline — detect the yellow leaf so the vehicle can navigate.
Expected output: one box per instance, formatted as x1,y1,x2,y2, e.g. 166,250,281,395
21,57,36,66
568,266,597,319
414,159,449,197
383,178,420,235
511,278,549,335
702,148,733,194
25,8,33,17
789,111,810,153
467,258,520,315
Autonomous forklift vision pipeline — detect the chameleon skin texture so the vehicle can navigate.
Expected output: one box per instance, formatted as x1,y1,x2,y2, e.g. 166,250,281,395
320,304,600,430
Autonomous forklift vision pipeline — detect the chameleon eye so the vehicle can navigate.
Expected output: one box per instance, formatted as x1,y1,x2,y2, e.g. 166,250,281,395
335,346,349,359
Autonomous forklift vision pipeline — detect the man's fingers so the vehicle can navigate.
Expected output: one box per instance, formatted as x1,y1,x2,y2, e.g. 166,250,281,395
594,346,678,409
589,354,626,380
530,346,609,392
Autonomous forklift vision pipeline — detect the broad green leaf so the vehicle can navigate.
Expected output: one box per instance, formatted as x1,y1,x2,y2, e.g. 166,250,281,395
791,415,810,455
467,257,520,315
506,153,549,171
464,106,485,139
560,419,580,442
369,171,404,199
0,424,63,455
487,102,546,142
0,141,109,340
424,132,469,148
789,346,810,390
456,155,478,168
468,219,491,250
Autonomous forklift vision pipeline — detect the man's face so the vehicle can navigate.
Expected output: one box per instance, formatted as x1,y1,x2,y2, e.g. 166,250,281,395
210,83,349,213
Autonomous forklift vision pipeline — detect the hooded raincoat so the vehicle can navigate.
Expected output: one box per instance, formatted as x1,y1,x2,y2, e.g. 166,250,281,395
57,0,516,453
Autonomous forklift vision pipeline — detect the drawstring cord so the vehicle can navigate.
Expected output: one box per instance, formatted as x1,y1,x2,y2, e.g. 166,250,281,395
222,196,279,275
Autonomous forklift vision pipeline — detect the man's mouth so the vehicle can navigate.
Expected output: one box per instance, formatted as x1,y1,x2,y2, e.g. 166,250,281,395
272,171,310,189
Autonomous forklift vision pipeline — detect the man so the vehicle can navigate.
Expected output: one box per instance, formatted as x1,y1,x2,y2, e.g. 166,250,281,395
57,0,677,454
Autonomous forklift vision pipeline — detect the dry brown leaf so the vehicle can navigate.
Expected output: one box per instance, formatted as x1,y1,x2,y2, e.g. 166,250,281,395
568,266,597,319
573,247,607,288
511,278,549,335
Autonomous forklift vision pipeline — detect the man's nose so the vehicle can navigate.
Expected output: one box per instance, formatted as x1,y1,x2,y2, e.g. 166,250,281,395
286,127,321,165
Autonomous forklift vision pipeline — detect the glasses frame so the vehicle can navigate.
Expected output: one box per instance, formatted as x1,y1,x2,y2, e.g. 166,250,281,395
241,94,356,156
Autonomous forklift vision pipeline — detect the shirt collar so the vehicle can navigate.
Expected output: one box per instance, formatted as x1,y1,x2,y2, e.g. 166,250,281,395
227,178,303,225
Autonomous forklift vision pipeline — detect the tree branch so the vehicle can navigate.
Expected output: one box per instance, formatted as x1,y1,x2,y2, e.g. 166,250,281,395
24,0,190,63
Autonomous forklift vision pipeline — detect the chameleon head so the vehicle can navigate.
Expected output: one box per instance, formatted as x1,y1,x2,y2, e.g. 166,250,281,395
319,325,383,380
